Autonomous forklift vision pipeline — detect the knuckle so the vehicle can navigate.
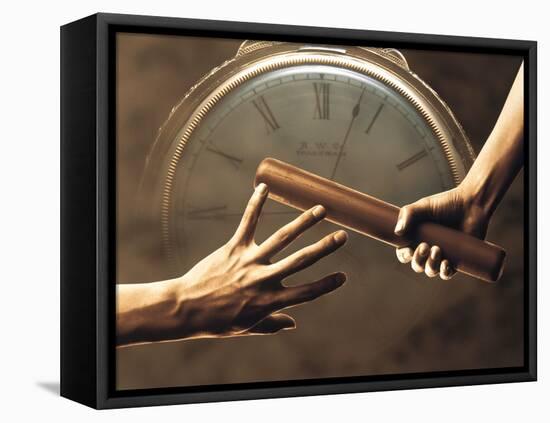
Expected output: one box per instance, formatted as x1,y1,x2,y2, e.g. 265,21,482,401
417,243,430,258
315,238,331,251
398,207,409,222
295,289,313,303
416,197,431,210
251,266,270,282
294,254,307,268
404,206,416,220
418,242,430,251
425,265,438,277
255,292,275,309
302,217,315,230
240,248,258,266
412,261,424,273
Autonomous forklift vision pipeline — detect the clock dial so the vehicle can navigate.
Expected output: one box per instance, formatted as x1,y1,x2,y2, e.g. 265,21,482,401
159,64,461,357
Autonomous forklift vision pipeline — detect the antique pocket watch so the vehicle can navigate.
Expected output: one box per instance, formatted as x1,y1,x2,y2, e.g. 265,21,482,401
140,40,476,354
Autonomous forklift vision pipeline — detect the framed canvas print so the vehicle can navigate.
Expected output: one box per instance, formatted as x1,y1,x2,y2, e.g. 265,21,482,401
60,12,537,409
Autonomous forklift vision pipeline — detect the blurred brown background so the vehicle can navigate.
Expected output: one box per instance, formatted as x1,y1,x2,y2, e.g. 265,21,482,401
116,33,524,390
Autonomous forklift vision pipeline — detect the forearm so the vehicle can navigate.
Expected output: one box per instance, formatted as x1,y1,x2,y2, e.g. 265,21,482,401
461,62,524,218
116,278,187,346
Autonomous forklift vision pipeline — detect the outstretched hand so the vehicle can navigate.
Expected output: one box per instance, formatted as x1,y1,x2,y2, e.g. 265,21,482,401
175,182,348,338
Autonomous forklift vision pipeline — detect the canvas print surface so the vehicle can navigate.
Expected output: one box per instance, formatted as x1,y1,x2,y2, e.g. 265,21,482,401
115,32,524,390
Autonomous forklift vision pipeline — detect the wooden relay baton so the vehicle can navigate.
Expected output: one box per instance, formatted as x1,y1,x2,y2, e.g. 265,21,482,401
254,158,506,282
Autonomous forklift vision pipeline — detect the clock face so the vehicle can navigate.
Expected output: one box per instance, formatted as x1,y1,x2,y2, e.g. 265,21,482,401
160,63,466,357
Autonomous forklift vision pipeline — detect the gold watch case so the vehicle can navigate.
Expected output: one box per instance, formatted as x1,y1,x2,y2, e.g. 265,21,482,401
140,40,476,266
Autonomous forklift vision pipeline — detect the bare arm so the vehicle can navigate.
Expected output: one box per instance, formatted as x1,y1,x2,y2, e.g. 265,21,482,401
394,62,524,279
117,278,183,346
461,62,524,218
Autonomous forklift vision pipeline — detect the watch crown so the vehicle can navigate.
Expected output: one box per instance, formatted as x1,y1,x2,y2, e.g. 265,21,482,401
380,48,410,70
356,47,409,70
236,40,282,57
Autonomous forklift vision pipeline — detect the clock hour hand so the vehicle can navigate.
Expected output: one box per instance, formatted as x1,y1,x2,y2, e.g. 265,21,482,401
186,208,299,221
329,87,365,180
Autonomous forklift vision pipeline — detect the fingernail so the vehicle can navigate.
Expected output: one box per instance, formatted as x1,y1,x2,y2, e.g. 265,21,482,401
335,272,347,284
394,219,405,234
256,183,268,195
312,205,326,218
333,230,348,245
403,249,412,260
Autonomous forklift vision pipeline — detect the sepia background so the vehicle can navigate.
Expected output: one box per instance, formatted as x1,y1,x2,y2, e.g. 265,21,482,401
116,32,524,390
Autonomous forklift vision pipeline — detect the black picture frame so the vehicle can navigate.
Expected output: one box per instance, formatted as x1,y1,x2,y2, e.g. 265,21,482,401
60,12,537,409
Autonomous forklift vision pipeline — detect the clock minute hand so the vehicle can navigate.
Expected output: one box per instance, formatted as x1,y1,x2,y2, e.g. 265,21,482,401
205,144,243,169
187,205,228,218
329,87,365,180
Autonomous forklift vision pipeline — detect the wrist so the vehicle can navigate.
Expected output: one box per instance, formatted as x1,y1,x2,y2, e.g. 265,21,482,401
458,173,494,221
162,277,200,341
455,179,492,239
168,276,219,341
118,279,191,345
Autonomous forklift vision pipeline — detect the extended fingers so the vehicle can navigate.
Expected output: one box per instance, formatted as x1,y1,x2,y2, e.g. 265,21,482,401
257,205,326,259
269,230,348,278
274,272,347,310
232,183,268,244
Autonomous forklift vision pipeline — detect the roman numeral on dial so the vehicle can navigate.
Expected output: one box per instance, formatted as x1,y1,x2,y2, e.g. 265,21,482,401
313,82,330,120
252,95,280,134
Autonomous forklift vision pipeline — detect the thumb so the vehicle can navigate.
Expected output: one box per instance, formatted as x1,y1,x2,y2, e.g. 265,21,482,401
394,199,431,236
247,313,296,335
